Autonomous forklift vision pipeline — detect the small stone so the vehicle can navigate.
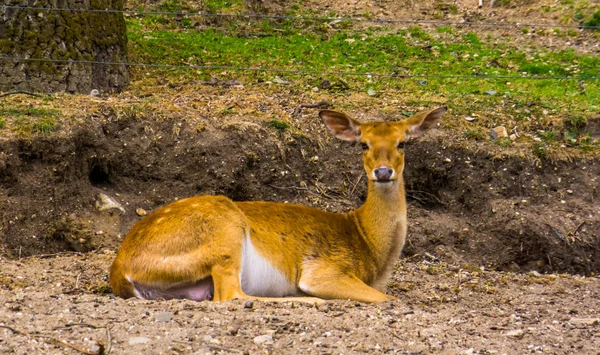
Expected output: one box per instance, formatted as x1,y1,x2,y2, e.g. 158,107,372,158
490,126,508,139
253,334,274,345
136,208,148,216
155,311,173,322
569,317,599,326
129,337,151,345
244,301,254,309
506,329,524,337
533,137,542,142
90,89,100,97
509,134,517,141
567,189,573,194
88,344,101,353
484,90,497,96
203,335,213,342
464,116,477,122
95,194,125,215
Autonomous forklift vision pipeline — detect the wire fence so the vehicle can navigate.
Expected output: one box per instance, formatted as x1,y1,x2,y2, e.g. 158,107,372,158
1,5,599,82
0,56,598,81
2,5,599,29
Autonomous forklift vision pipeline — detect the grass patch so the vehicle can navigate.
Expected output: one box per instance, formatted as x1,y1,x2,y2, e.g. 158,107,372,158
0,106,59,135
117,5,600,155
584,9,600,28
267,119,291,132
464,129,486,141
0,118,6,129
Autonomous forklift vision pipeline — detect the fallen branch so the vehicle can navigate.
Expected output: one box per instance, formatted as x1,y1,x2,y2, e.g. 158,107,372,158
292,100,332,117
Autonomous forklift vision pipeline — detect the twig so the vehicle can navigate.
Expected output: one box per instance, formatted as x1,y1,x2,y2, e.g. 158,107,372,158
268,184,330,199
407,189,445,206
572,221,586,235
424,252,442,262
207,344,244,354
349,175,362,197
0,324,27,335
545,223,565,242
292,100,332,117
105,325,113,355
25,251,86,259
0,90,42,98
46,336,101,355
1,323,102,355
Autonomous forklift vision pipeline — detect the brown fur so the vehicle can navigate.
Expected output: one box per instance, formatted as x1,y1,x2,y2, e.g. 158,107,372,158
110,107,447,303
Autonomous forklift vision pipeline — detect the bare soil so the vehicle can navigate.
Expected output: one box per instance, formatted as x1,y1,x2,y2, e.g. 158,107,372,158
1,0,600,353
1,254,600,354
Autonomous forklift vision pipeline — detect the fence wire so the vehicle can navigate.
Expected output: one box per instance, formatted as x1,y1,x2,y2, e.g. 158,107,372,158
1,5,599,81
1,56,598,81
1,5,599,30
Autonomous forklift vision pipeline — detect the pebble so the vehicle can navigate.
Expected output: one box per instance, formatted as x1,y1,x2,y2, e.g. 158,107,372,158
129,337,152,345
506,329,524,337
95,193,125,215
244,301,254,309
155,311,173,322
136,208,148,216
490,126,508,139
253,334,274,345
569,317,599,326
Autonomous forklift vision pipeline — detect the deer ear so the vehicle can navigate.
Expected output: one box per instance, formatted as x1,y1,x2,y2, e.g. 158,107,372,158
319,110,361,142
405,107,447,139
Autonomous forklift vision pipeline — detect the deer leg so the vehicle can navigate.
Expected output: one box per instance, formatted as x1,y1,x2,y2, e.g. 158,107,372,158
298,265,394,303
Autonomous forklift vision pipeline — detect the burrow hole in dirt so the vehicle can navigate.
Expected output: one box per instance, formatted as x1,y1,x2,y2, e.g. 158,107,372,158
88,159,112,187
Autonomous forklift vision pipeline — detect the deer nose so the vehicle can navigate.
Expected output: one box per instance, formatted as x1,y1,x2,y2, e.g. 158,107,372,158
373,167,394,181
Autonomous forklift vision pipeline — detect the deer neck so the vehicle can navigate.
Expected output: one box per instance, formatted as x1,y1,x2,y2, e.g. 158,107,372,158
352,177,407,271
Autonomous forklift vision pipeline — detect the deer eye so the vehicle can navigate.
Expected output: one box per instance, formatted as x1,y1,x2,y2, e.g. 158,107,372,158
360,142,369,151
397,141,406,150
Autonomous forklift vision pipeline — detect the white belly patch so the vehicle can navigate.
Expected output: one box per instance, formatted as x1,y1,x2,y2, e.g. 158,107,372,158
240,235,299,297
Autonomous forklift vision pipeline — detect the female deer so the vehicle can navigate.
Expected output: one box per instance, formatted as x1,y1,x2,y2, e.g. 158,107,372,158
110,107,447,303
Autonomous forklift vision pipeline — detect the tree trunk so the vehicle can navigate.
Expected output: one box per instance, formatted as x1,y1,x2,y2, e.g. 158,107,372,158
0,0,129,94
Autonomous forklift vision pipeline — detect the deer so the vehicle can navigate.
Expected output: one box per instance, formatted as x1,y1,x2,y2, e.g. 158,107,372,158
109,107,447,303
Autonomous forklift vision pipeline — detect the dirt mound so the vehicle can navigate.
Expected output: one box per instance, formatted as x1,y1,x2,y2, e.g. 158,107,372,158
1,112,598,274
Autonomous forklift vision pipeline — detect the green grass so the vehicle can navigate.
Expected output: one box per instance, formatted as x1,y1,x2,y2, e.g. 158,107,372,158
267,119,291,132
0,106,59,135
584,9,600,28
123,11,600,153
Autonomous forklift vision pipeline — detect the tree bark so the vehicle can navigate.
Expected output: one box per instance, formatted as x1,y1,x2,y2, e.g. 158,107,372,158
0,0,129,94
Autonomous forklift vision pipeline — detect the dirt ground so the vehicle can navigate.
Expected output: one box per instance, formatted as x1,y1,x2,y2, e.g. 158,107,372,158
1,0,600,353
1,253,599,354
